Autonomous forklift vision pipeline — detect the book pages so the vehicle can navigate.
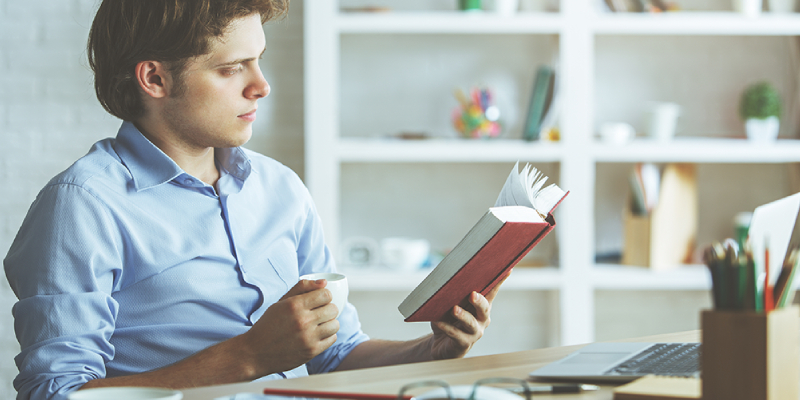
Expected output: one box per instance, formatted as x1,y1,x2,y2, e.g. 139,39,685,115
495,162,566,215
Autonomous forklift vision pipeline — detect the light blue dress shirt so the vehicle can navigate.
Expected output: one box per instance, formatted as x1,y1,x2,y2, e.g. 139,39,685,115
4,122,369,400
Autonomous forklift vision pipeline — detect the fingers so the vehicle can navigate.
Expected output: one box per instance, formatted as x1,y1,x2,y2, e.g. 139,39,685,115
484,273,509,303
280,278,327,301
469,291,492,323
429,291,492,359
281,279,340,321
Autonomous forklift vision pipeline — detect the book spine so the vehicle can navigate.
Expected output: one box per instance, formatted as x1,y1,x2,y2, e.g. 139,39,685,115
522,65,554,141
405,220,554,322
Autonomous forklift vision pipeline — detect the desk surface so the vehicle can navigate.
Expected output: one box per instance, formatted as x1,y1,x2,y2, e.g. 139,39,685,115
181,331,699,400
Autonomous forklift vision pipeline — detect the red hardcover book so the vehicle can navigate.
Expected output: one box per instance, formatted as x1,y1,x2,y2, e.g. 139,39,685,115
399,163,567,322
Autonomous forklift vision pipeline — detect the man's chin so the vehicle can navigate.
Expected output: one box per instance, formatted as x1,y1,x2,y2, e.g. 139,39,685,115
227,128,253,148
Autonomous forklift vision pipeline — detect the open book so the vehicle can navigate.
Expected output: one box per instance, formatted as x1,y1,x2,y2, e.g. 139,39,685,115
398,162,568,322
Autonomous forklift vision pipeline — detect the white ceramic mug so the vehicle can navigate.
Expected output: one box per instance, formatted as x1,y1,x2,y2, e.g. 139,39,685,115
299,272,348,318
68,387,182,400
646,102,681,142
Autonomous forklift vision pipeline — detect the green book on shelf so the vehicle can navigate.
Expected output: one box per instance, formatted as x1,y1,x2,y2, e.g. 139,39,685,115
523,65,554,141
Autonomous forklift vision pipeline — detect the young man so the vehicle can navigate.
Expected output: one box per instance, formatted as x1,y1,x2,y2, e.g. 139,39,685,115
3,1,503,399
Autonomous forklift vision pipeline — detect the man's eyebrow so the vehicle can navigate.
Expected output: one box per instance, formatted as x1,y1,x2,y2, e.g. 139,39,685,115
214,47,267,68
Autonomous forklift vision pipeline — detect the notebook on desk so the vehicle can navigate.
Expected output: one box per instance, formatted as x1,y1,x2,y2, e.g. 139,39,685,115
528,342,700,383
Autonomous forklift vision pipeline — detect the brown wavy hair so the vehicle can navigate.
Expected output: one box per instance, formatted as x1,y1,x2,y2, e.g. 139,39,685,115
87,0,288,122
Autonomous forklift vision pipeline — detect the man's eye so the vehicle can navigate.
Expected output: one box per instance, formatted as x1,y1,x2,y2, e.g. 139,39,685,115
222,65,243,75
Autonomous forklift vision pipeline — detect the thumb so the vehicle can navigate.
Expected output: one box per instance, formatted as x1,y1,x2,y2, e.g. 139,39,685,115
280,278,327,301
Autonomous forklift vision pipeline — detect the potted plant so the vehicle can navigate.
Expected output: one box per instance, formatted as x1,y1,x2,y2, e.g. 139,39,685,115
740,81,782,142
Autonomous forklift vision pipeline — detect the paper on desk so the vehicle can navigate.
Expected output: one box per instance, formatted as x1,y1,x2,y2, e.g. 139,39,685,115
747,192,800,284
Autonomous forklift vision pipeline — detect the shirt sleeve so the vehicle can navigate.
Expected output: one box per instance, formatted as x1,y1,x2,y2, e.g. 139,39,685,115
4,183,123,400
296,200,370,375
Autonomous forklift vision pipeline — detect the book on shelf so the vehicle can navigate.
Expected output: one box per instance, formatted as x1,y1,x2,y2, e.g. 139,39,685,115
398,162,568,322
538,60,560,141
522,65,554,141
613,375,700,400
604,0,666,12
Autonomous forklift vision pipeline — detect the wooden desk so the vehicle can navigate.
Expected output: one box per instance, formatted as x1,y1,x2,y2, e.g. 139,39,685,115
181,331,699,400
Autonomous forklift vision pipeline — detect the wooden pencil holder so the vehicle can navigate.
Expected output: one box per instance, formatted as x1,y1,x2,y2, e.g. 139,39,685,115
701,306,799,400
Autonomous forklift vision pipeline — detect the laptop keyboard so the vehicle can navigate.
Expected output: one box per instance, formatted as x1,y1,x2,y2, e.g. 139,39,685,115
605,343,701,377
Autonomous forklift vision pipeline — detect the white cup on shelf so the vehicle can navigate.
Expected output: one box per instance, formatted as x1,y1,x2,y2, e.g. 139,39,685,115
733,0,764,17
769,0,796,12
493,0,520,15
646,102,681,142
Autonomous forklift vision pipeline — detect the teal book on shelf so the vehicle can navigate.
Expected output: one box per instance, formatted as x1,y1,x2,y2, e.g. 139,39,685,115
523,65,554,141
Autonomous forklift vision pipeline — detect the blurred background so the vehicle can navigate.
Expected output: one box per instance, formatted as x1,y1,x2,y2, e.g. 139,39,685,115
3,0,800,397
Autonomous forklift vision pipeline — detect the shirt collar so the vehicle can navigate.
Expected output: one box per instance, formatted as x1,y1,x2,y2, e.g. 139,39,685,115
113,122,252,191
216,146,252,182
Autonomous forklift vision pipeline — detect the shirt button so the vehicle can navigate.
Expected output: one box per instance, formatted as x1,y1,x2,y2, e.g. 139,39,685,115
184,178,194,185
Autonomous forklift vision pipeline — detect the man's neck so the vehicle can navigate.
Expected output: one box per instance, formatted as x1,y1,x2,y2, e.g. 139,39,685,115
133,120,221,187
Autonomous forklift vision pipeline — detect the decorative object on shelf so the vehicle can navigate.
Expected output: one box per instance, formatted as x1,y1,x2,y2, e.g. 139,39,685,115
645,101,681,142
380,237,431,272
340,236,380,269
623,163,697,270
769,0,796,12
740,81,782,142
733,0,764,17
459,0,482,11
494,0,520,15
394,131,430,140
452,87,502,139
599,122,635,145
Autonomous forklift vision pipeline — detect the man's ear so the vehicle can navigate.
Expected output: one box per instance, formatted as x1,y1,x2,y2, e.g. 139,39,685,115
135,61,169,99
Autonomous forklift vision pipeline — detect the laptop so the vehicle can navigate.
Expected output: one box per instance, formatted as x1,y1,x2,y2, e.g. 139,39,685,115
528,342,701,383
530,193,800,383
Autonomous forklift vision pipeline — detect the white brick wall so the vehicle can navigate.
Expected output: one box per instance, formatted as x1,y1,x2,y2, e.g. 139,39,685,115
0,1,304,397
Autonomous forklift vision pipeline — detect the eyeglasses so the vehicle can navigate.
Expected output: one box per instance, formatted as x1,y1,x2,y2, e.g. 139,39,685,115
396,377,597,400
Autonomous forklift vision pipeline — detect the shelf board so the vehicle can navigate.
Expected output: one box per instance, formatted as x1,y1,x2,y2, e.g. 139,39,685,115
593,137,800,163
592,264,712,290
593,11,800,35
337,11,800,36
336,11,562,34
337,137,564,163
346,265,717,291
346,267,562,291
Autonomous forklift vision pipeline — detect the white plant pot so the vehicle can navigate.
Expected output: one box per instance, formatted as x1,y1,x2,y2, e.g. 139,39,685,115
493,0,520,15
745,116,780,142
769,0,796,12
733,0,763,17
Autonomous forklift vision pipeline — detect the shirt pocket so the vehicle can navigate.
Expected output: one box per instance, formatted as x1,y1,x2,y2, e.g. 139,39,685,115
264,248,300,295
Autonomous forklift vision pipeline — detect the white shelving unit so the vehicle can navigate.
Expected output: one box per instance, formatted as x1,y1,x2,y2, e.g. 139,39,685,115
304,0,800,347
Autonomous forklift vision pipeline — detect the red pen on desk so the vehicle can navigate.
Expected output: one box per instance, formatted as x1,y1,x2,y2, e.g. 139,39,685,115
764,245,775,312
263,388,411,400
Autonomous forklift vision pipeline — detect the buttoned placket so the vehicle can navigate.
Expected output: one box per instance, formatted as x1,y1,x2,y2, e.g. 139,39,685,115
213,171,265,326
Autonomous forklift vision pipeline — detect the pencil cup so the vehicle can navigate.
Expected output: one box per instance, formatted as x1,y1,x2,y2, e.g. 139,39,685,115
701,306,799,400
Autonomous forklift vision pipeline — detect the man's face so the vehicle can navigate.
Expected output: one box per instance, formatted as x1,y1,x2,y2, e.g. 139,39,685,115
161,13,269,151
